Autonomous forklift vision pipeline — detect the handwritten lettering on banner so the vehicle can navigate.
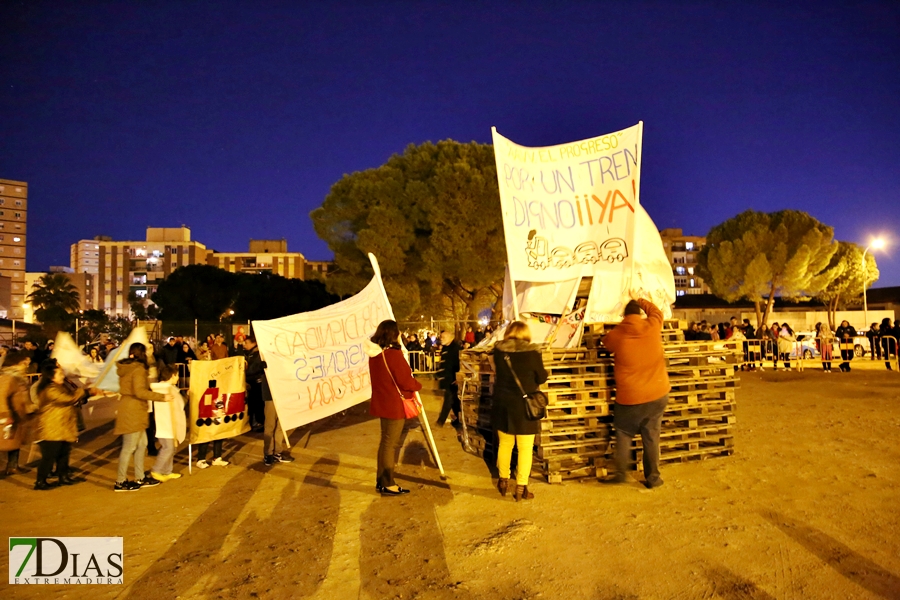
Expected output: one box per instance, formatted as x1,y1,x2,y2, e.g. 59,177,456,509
491,125,642,283
252,275,390,431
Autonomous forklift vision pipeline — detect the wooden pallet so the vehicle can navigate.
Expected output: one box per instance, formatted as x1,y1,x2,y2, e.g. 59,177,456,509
539,415,607,431
537,424,610,446
545,399,611,419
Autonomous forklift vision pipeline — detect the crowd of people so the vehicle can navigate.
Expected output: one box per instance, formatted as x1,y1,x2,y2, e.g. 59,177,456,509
3,310,895,499
684,315,900,372
0,328,293,492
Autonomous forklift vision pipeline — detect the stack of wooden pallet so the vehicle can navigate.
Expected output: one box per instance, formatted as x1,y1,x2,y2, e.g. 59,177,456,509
456,321,738,484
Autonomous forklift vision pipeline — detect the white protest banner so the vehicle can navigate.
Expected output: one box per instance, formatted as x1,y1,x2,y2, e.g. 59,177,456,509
252,261,392,431
491,124,642,284
188,357,249,444
93,327,154,393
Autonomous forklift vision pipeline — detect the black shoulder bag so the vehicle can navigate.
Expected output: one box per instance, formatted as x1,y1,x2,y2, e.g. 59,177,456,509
503,354,548,421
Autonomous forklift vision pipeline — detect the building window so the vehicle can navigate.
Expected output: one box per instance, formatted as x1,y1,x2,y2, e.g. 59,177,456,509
676,290,685,297
690,278,695,287
687,267,694,275
15,200,22,206
685,242,694,250
14,212,21,219
675,266,686,275
13,260,20,266
13,236,20,242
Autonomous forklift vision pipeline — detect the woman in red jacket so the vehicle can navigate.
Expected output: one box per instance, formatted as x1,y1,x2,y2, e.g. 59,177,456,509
365,320,422,496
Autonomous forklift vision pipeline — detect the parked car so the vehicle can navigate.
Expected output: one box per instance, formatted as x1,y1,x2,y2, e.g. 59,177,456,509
792,333,821,359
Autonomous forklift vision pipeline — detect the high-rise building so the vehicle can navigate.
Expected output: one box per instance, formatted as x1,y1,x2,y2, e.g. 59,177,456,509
659,228,709,296
70,235,110,275
79,227,209,315
0,179,28,319
72,229,312,316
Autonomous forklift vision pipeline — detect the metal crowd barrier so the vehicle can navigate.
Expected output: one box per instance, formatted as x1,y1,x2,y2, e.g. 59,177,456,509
408,351,440,375
725,335,899,372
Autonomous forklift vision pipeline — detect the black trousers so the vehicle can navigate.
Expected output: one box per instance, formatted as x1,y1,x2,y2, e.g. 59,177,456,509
613,396,668,484
196,440,223,461
437,384,460,425
377,418,406,487
37,441,71,481
247,383,265,427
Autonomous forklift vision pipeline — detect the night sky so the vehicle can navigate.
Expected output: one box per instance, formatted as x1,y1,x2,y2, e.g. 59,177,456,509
2,1,898,286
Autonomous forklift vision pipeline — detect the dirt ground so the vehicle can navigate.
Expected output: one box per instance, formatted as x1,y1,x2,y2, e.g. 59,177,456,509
2,362,900,600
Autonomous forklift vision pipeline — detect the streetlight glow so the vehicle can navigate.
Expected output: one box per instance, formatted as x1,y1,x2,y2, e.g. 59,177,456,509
862,237,887,327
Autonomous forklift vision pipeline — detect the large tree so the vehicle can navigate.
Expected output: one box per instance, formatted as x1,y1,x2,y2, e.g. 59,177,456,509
311,140,506,323
814,241,879,331
697,210,840,327
26,273,81,330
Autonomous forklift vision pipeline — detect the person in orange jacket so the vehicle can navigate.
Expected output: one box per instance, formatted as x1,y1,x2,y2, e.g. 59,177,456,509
602,296,671,489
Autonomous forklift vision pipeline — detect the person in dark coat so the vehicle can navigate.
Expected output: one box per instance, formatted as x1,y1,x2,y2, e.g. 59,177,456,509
243,336,265,432
161,337,180,365
880,318,897,370
364,320,422,496
835,320,857,372
491,321,548,502
436,330,461,427
866,323,882,361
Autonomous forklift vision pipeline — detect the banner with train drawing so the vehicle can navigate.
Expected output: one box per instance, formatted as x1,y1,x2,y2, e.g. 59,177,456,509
188,357,249,443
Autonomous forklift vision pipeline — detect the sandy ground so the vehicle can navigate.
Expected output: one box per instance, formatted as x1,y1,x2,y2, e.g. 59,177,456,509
2,362,900,600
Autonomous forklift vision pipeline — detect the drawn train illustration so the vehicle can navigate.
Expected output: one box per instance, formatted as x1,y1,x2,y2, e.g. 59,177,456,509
196,379,246,427
525,231,629,270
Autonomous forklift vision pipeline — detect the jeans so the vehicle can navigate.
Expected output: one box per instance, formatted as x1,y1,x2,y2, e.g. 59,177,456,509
196,440,222,461
376,418,406,487
613,395,668,485
152,438,175,475
37,441,70,481
263,401,284,456
117,431,147,483
437,384,460,425
496,431,535,486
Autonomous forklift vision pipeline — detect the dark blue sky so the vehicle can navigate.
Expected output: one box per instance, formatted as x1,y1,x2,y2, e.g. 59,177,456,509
2,1,899,285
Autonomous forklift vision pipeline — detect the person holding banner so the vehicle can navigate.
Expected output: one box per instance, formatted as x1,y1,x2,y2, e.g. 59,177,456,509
365,320,422,496
33,361,92,490
491,321,548,502
113,343,172,492
149,364,187,481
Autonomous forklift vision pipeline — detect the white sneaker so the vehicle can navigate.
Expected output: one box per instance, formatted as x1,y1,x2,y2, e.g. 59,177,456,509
196,460,210,469
211,457,229,467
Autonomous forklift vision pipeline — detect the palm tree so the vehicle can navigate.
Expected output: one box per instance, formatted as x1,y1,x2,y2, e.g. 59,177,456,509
27,273,81,323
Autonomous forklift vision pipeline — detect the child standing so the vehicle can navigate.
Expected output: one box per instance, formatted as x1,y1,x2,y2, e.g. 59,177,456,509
150,364,186,481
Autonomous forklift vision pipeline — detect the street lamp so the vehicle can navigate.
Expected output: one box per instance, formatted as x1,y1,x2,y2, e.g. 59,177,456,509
862,238,885,326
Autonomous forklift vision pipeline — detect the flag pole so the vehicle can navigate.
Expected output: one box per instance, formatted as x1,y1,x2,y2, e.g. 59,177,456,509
368,253,446,479
630,121,644,292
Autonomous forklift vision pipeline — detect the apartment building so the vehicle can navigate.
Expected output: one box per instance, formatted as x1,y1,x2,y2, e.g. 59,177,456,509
0,179,27,319
70,227,208,315
207,239,306,278
658,228,709,296
72,230,311,315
